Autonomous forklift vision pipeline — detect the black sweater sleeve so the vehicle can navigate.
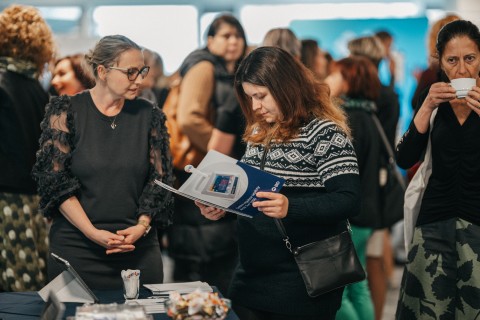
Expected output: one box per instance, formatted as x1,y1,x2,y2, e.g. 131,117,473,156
286,173,361,224
395,88,430,169
395,122,429,169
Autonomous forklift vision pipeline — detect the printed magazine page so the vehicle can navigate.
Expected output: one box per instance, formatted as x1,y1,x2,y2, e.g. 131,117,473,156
154,150,285,218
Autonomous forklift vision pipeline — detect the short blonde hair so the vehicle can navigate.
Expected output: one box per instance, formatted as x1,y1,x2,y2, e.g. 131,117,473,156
0,5,55,74
348,36,385,67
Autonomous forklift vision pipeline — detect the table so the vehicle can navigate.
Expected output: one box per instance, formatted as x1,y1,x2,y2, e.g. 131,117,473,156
0,288,239,320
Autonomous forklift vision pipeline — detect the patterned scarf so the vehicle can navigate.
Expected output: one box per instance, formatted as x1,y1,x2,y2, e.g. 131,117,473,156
0,56,38,79
340,95,377,113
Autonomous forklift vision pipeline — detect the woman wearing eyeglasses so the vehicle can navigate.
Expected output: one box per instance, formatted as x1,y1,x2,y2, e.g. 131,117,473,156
32,35,174,289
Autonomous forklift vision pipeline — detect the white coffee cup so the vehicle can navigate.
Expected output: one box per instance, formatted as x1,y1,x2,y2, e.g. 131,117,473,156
450,78,476,98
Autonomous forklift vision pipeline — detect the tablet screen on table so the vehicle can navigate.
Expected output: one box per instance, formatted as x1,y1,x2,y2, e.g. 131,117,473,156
50,252,99,303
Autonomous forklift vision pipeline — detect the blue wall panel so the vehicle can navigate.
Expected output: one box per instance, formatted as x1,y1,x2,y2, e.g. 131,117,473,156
291,17,429,135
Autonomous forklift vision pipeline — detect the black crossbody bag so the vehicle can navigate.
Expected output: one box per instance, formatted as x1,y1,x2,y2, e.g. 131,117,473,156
259,139,366,297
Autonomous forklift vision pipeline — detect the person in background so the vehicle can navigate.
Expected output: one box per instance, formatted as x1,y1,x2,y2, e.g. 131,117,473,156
326,56,382,320
167,14,247,295
348,35,399,148
262,28,301,59
32,35,174,289
197,46,360,320
375,30,396,88
207,89,246,159
411,14,461,110
301,39,330,81
396,19,480,319
139,48,169,107
325,51,335,75
348,35,400,320
0,4,55,292
371,31,406,268
51,54,95,96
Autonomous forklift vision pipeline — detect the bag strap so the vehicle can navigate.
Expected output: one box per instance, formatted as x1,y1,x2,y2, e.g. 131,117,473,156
274,219,293,253
370,114,395,163
370,113,406,189
257,130,295,253
258,138,352,254
273,217,352,254
423,108,438,164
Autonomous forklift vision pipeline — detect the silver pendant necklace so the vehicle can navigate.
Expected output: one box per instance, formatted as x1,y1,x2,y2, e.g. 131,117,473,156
110,115,118,129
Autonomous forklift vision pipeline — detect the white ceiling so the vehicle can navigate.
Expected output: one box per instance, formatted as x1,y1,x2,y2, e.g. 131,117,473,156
1,0,452,13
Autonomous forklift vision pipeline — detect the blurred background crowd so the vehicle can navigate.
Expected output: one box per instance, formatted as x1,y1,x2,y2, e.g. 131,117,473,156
1,1,480,319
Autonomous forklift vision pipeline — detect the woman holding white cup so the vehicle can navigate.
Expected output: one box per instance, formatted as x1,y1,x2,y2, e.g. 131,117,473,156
396,20,480,319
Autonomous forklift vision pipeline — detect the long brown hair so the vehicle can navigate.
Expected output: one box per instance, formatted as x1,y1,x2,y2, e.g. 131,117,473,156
333,56,381,101
235,46,349,144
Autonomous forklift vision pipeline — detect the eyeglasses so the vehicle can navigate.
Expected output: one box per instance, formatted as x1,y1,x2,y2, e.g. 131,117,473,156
108,66,150,81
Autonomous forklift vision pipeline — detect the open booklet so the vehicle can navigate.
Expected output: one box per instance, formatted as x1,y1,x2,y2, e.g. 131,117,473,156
155,150,285,218
144,281,212,295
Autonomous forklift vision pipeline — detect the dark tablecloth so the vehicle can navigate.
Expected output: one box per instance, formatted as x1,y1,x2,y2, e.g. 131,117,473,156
0,288,238,320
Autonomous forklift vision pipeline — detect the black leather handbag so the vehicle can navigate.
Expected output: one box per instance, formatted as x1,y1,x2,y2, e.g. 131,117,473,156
274,219,366,297
259,134,365,297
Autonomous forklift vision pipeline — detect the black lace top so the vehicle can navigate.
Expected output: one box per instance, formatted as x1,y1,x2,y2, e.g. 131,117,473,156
32,91,174,228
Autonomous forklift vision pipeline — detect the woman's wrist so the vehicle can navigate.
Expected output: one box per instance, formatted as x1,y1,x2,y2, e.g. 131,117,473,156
137,214,151,224
414,105,435,134
137,216,151,236
83,225,99,241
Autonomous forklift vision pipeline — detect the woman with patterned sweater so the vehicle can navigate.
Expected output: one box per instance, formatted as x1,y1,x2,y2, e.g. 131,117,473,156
196,46,361,320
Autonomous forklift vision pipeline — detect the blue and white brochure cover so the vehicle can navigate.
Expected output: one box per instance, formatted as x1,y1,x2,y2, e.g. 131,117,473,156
154,150,285,218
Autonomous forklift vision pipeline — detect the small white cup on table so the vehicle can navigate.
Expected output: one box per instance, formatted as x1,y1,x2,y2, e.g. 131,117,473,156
121,269,140,300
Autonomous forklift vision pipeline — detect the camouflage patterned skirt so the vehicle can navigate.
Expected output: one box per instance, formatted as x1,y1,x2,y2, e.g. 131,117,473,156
396,218,480,320
0,192,48,291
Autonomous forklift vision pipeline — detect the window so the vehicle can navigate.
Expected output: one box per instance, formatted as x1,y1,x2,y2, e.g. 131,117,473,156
93,5,198,74
38,6,82,34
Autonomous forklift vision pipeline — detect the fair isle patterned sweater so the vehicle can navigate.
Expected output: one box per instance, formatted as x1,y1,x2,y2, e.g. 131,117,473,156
242,118,358,188
230,118,361,316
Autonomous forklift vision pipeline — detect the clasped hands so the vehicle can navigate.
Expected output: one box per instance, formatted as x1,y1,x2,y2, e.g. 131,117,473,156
89,225,146,255
196,191,289,220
